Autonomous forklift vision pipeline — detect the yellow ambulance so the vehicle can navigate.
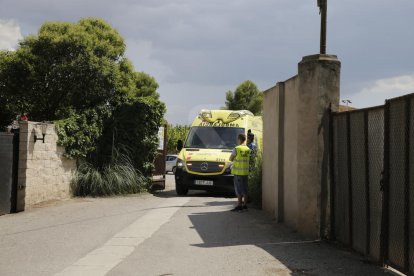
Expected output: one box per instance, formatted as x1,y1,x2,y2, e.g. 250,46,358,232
174,109,262,195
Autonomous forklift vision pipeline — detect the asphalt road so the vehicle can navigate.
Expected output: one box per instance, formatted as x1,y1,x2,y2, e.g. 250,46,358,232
0,175,396,276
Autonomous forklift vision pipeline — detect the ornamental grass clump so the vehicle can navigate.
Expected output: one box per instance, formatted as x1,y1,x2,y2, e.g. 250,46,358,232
71,151,148,197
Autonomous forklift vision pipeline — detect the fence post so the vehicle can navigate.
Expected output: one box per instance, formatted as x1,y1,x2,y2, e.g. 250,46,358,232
346,112,353,246
404,98,411,272
329,109,336,240
295,54,340,238
277,83,286,223
380,101,390,266
364,111,371,255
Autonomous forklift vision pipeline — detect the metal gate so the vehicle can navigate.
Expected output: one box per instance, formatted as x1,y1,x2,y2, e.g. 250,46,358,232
151,125,168,191
0,132,19,214
331,93,414,275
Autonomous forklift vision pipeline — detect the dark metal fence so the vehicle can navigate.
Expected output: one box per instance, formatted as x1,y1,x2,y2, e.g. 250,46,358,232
0,132,19,214
331,93,414,274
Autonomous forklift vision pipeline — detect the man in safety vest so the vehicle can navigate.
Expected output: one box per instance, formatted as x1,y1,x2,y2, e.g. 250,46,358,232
229,133,251,212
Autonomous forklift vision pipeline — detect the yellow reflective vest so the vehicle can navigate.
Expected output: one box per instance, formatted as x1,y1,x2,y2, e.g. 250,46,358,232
231,145,251,176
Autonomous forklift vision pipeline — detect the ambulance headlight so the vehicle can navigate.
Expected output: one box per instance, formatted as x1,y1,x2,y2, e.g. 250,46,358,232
177,159,184,168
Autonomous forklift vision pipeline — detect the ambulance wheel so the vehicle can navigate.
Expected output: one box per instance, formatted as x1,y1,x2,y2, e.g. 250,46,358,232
176,183,188,196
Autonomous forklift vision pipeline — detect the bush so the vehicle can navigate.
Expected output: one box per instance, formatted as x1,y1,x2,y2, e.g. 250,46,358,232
71,150,148,196
97,97,166,177
55,106,111,159
248,152,262,208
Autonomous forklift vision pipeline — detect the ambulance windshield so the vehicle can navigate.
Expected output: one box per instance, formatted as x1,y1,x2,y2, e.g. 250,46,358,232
184,127,244,149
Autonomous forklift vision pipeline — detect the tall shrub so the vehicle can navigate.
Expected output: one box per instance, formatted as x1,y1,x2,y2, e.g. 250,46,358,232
55,106,111,159
97,97,166,177
248,153,263,208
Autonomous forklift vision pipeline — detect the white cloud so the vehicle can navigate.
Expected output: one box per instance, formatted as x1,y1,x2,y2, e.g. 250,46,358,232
350,74,414,108
0,19,22,50
359,74,414,95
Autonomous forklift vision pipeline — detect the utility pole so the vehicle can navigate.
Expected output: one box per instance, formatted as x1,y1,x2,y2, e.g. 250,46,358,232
318,0,327,54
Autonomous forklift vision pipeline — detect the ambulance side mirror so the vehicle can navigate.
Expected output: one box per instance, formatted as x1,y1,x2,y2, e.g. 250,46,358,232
176,139,183,151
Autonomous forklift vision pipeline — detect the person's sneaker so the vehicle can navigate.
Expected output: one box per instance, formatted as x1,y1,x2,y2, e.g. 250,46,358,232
230,206,243,212
242,205,248,211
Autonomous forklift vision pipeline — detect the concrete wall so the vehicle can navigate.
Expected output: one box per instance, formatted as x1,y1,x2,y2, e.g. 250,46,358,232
262,85,280,219
17,121,76,209
283,77,299,229
262,54,340,238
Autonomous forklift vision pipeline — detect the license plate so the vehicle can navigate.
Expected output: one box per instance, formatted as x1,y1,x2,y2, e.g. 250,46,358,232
194,180,213,186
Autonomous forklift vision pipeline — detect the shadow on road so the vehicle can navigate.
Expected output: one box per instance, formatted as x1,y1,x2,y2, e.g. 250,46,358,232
152,174,235,199
152,189,235,199
188,209,396,276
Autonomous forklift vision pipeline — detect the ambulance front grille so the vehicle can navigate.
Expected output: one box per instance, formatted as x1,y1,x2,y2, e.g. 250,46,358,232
187,161,224,173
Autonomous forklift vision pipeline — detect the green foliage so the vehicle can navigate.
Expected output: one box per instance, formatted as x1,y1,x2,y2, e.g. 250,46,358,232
0,18,131,125
0,17,165,162
0,50,29,127
225,80,263,115
97,97,166,177
55,106,111,159
71,150,148,196
248,152,262,208
132,72,160,99
1,18,167,197
167,124,190,153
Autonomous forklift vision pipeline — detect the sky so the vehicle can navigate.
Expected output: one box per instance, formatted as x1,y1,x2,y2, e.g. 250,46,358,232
0,0,413,124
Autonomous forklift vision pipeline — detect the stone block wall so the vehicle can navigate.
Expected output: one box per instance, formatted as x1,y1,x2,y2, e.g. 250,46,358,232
17,121,76,209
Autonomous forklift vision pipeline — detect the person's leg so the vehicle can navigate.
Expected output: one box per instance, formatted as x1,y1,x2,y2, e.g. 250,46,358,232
242,176,249,210
238,195,243,206
231,176,243,211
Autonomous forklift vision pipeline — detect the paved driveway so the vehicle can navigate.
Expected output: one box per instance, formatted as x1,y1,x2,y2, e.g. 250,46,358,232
0,175,395,275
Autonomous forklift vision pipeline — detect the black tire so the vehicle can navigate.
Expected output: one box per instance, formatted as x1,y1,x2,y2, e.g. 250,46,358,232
172,166,176,174
176,183,188,196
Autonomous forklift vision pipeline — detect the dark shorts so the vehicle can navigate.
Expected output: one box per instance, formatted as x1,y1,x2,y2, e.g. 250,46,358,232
234,175,248,196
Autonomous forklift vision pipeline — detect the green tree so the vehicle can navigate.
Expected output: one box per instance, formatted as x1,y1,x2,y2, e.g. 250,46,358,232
132,72,160,99
0,18,167,193
0,18,133,125
166,124,190,154
0,18,166,163
0,51,21,127
225,80,263,115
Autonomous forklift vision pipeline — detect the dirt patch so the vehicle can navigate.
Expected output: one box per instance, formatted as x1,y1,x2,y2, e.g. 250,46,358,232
31,198,93,209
